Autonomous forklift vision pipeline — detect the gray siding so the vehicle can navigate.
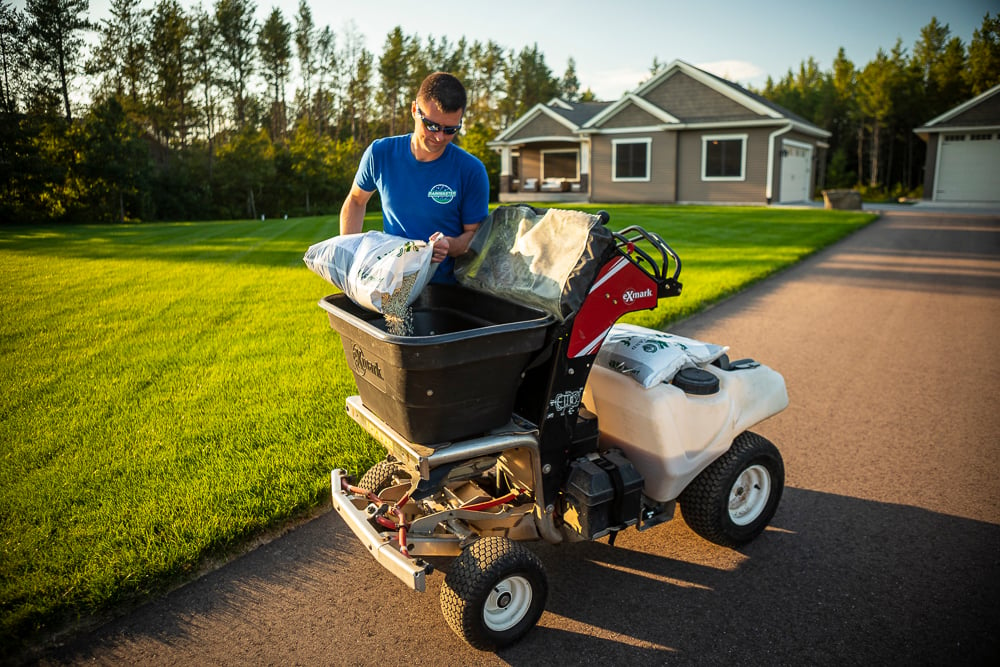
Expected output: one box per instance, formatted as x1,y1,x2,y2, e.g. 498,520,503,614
508,113,574,141
645,71,764,122
600,103,662,129
590,132,678,203
676,127,772,203
923,135,940,197
944,93,1000,126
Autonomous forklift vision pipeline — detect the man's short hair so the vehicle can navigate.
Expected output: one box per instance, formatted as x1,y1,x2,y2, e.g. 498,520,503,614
418,72,467,113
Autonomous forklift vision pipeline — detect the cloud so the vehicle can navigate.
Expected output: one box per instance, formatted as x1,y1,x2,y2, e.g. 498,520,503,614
586,66,654,100
695,60,767,85
585,60,770,100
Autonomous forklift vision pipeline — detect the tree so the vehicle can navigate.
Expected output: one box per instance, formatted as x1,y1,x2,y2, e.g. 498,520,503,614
86,0,146,107
24,0,91,121
966,12,1000,94
214,0,257,129
215,125,275,219
858,49,893,187
257,6,292,139
294,0,315,121
147,0,197,147
287,116,357,214
830,48,860,186
913,17,970,119
467,39,504,126
190,6,218,145
499,44,559,126
78,95,150,221
377,26,416,136
560,57,580,102
312,25,337,135
340,21,373,147
0,0,27,114
288,116,325,213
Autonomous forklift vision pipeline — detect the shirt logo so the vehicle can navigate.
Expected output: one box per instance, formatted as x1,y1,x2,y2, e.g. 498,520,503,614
427,184,457,204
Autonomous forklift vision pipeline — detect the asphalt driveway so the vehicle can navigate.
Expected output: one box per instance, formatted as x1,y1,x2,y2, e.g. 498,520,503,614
35,206,1000,666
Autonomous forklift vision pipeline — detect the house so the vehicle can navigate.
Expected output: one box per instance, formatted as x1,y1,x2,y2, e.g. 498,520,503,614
490,60,830,206
914,83,1000,203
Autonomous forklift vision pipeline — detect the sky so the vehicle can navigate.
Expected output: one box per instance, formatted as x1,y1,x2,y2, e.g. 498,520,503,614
24,0,999,100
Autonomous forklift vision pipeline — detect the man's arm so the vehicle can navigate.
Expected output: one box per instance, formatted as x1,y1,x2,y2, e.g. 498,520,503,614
431,221,480,263
339,184,374,235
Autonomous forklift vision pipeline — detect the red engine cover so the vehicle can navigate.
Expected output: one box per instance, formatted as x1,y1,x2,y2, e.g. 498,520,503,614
567,255,659,358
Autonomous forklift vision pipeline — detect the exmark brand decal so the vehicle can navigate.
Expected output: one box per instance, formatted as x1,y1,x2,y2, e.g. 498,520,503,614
568,256,659,358
427,184,457,204
352,344,383,380
621,287,653,304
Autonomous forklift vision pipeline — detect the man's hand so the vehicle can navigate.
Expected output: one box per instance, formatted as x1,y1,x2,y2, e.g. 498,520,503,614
429,232,449,263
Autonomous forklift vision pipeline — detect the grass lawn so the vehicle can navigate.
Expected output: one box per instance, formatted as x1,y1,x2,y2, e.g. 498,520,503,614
0,204,875,650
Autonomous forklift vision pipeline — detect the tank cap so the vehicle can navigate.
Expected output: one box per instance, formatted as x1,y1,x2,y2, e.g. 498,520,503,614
672,367,720,395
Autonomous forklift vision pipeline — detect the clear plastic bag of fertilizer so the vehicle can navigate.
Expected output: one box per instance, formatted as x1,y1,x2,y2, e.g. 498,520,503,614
303,231,438,314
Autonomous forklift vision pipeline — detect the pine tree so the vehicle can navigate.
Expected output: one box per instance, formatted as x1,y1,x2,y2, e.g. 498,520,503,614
965,13,1000,95
214,0,257,129
25,0,92,121
258,6,292,139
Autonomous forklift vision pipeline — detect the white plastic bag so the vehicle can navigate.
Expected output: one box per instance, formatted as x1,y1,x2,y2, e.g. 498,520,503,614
303,233,365,291
304,231,438,314
596,323,730,388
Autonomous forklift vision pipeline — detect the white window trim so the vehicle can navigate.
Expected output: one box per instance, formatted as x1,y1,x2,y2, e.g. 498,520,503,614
702,133,748,182
612,138,652,182
540,148,580,180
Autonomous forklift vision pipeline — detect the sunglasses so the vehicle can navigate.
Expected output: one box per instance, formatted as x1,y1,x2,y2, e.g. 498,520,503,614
416,104,462,135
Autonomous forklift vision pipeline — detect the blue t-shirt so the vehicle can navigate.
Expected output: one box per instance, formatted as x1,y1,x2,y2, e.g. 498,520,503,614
355,134,489,283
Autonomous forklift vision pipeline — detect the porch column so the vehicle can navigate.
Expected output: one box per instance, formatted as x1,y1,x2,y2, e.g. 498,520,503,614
580,139,590,192
499,146,512,193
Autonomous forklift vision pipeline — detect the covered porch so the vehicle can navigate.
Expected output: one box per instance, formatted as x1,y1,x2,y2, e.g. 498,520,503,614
494,138,592,204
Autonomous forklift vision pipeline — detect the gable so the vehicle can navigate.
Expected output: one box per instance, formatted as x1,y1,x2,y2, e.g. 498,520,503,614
643,71,765,122
599,101,664,129
944,92,1000,127
507,112,576,141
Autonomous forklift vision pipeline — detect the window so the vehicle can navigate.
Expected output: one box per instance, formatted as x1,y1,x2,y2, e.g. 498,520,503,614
511,152,521,180
612,139,652,181
970,133,993,141
702,134,747,181
944,134,967,142
540,150,579,180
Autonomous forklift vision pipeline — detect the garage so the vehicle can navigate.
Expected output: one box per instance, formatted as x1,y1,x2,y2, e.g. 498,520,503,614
779,140,812,203
934,133,1000,202
916,83,1000,204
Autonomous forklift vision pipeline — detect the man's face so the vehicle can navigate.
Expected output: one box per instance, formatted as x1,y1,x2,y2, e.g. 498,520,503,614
411,98,464,159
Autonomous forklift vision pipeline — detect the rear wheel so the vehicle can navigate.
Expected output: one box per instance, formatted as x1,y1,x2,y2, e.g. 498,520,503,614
441,537,547,651
678,431,784,548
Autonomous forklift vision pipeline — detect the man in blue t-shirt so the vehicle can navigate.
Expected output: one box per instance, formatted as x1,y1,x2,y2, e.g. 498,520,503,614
339,72,489,283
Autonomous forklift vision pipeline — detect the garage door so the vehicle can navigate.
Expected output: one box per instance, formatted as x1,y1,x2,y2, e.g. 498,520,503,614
779,142,812,203
935,132,1000,202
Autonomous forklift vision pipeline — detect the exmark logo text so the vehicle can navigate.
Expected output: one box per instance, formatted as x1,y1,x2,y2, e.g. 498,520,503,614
352,344,384,380
621,287,653,304
427,184,457,204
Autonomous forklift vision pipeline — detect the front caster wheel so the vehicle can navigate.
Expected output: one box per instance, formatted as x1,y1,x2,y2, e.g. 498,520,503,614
440,537,548,651
679,431,784,548
357,457,406,494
